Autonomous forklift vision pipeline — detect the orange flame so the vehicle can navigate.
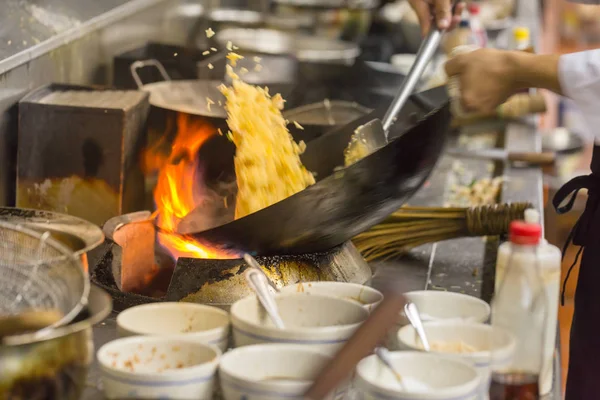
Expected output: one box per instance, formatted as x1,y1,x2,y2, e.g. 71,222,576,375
147,114,234,260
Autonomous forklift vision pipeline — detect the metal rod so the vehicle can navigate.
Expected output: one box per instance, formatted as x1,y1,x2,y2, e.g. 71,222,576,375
381,28,443,134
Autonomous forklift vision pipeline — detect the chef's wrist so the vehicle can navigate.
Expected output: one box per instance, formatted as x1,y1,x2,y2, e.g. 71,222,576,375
507,51,562,94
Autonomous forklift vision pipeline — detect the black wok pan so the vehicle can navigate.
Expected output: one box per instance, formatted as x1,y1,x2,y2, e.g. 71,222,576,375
178,85,451,255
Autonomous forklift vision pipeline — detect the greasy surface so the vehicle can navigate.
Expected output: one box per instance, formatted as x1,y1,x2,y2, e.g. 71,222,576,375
90,241,372,310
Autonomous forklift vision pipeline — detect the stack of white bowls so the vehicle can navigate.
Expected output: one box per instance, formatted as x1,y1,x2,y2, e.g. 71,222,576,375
94,283,504,400
98,302,230,399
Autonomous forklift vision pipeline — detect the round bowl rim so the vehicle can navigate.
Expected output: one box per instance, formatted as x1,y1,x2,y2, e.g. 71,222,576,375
97,336,221,379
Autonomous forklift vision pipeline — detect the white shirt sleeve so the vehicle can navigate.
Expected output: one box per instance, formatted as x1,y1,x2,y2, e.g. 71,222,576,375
559,50,600,141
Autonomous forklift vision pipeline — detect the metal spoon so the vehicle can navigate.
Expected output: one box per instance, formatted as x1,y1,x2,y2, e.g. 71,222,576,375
404,303,431,351
243,253,280,294
375,347,405,388
244,268,285,329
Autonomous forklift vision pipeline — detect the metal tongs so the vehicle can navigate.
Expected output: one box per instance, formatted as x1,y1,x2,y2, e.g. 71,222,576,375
347,3,457,157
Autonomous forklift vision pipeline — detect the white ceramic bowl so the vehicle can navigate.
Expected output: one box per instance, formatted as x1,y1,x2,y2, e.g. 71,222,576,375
387,291,490,350
116,302,230,351
355,351,480,400
230,293,368,353
280,281,383,312
97,336,221,399
403,291,491,323
397,321,515,396
219,343,345,400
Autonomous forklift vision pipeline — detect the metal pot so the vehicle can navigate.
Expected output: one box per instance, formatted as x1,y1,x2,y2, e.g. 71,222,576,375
0,207,104,271
194,8,264,49
285,100,372,141
131,58,299,117
0,285,112,399
214,28,361,83
214,28,299,85
273,0,379,42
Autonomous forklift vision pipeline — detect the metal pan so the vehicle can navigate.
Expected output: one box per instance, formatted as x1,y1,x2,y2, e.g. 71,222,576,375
130,59,298,117
179,85,451,255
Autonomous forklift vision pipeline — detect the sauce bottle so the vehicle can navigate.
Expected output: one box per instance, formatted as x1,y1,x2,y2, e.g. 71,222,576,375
511,26,533,52
490,220,548,400
468,3,488,48
442,19,478,56
504,209,561,396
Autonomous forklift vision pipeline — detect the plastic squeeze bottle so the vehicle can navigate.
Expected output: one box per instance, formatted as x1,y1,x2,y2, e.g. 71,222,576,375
519,209,561,395
490,219,553,400
468,3,488,48
511,26,533,52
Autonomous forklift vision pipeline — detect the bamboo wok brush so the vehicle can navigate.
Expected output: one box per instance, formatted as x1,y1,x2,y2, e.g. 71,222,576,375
353,202,532,262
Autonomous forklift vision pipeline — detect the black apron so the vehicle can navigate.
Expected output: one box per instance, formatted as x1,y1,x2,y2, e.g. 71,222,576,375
554,145,600,399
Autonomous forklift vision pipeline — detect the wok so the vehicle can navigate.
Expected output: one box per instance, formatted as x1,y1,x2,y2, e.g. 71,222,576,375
179,85,451,255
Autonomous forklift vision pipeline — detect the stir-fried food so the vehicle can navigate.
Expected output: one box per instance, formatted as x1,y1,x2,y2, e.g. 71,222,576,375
219,68,315,219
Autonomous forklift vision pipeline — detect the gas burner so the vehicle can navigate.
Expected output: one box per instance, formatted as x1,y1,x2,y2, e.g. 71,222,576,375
90,212,372,311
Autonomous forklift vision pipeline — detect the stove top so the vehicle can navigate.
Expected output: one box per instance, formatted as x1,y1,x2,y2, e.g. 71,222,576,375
90,236,372,311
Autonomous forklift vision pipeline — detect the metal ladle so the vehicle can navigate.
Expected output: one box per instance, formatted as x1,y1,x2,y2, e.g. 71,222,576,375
404,302,431,351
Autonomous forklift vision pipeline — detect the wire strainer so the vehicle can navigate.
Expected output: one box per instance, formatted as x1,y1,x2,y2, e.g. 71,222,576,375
0,221,90,331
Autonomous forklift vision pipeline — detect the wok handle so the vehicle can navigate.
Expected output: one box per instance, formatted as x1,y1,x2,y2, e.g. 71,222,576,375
130,59,172,89
508,152,556,166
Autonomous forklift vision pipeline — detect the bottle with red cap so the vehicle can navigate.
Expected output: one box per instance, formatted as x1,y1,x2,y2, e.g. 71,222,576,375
489,216,559,400
467,3,488,48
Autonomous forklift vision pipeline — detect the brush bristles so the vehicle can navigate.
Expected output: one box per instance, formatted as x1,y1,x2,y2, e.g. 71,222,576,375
353,203,532,262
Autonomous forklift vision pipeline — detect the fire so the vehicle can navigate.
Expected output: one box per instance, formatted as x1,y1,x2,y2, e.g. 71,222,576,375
146,113,235,260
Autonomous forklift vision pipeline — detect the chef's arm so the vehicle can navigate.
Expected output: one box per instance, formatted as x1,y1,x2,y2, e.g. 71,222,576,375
445,49,562,113
510,52,563,95
447,48,600,140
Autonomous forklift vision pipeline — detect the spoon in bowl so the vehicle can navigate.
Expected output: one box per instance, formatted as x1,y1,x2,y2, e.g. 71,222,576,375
243,253,280,294
404,302,431,351
375,347,405,389
244,268,285,329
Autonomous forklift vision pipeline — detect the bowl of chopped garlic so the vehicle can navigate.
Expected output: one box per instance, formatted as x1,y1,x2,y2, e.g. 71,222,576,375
230,293,368,354
397,321,516,396
355,351,480,400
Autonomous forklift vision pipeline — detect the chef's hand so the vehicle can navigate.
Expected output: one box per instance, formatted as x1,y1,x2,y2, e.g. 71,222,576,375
408,0,465,36
445,48,520,114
